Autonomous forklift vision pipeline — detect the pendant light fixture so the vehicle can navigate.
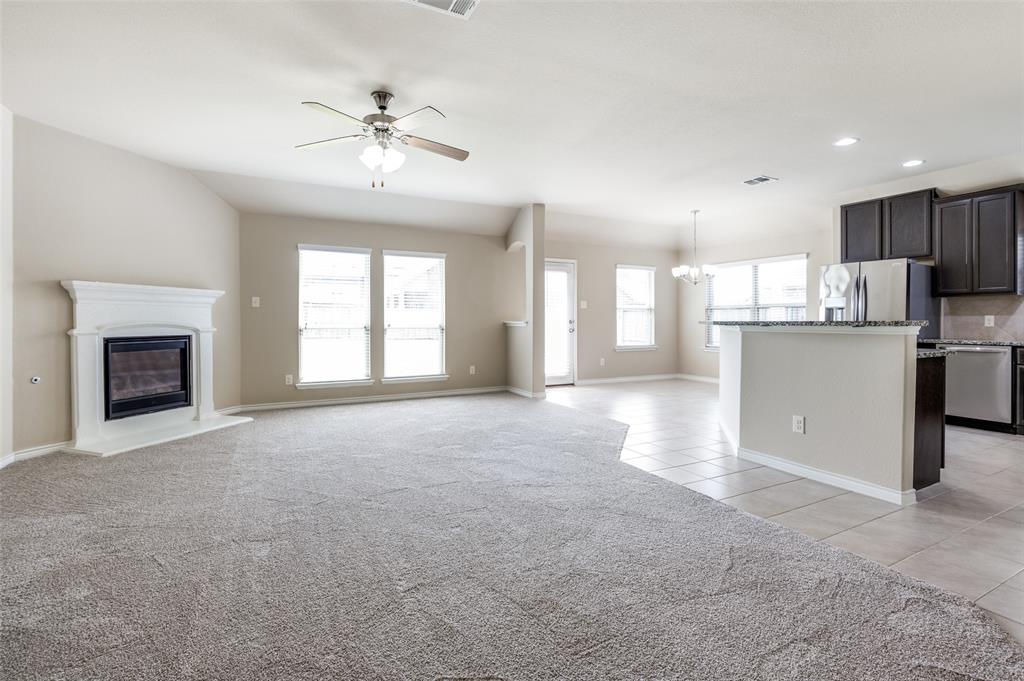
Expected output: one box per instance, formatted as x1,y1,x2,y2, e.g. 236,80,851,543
672,209,704,285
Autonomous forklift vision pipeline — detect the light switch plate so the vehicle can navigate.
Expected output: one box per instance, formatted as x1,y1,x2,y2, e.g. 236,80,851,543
284,374,293,386
599,357,606,367
580,300,588,310
984,315,995,327
251,296,261,308
469,365,476,375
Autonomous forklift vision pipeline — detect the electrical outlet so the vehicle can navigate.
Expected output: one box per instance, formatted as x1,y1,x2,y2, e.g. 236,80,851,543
599,357,606,367
469,365,476,375
792,415,806,435
984,315,995,327
284,374,293,386
580,300,588,310
251,296,261,308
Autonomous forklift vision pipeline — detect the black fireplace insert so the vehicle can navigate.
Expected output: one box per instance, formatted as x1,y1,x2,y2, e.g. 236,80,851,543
104,335,192,420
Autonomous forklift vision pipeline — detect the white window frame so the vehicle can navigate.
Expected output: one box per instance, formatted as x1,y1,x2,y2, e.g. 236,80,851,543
704,253,808,350
296,243,374,389
381,249,448,384
615,264,657,351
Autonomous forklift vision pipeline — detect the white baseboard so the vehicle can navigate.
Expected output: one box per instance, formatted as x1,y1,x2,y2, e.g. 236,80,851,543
678,373,719,384
235,386,511,413
0,440,71,470
574,373,680,386
506,386,546,399
574,373,719,386
737,446,916,506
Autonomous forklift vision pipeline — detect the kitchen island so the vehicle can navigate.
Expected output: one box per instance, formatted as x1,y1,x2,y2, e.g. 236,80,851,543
715,321,941,505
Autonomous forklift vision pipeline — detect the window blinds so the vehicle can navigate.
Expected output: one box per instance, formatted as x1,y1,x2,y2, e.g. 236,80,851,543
298,246,371,383
384,252,446,378
704,254,807,348
616,265,656,347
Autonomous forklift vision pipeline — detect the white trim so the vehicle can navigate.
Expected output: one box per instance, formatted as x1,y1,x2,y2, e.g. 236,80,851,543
296,378,375,389
381,374,450,384
383,249,447,259
737,446,917,506
614,345,658,352
678,373,719,384
616,263,657,272
506,386,546,399
503,320,528,327
297,243,371,254
0,440,71,470
236,386,510,412
574,373,681,386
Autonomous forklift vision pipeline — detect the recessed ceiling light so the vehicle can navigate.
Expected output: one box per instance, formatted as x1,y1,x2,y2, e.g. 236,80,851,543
833,137,860,147
902,159,925,168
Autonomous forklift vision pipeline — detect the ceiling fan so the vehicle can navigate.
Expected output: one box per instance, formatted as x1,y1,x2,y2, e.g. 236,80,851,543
295,91,469,186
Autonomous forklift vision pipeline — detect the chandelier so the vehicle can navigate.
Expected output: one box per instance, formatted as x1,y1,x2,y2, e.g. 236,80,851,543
672,209,705,285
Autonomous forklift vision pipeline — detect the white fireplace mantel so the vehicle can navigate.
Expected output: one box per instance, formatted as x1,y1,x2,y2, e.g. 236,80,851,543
61,280,251,456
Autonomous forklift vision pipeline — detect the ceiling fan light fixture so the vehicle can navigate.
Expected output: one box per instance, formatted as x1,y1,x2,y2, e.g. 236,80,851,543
359,144,384,170
382,147,406,173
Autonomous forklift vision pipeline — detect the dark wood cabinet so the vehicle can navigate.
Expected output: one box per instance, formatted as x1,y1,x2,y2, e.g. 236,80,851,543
974,192,1016,293
840,200,882,263
934,198,972,295
934,186,1023,296
883,189,934,259
841,188,935,263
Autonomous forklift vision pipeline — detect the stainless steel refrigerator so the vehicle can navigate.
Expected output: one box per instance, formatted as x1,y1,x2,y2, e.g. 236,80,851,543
818,259,939,339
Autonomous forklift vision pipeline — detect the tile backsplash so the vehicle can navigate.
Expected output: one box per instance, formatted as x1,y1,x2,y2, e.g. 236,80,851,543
941,294,1024,341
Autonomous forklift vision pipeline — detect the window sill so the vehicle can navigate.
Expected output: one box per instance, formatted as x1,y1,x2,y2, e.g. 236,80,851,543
704,346,720,353
614,345,658,352
296,378,375,390
380,374,450,385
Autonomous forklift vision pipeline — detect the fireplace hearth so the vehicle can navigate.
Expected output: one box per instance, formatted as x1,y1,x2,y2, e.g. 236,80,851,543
104,336,192,420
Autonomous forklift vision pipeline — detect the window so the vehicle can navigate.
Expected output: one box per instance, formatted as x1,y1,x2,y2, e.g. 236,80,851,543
616,265,656,349
704,254,808,348
384,251,446,379
298,245,371,385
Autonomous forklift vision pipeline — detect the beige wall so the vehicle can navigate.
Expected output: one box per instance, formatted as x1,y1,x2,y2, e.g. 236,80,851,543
678,228,833,379
505,205,545,395
239,213,521,406
12,117,241,451
546,239,680,381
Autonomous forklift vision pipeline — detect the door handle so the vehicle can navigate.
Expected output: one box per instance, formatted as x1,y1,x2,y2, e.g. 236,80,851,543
860,275,867,320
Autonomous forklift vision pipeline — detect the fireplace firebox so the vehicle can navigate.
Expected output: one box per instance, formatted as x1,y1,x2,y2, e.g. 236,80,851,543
104,336,192,420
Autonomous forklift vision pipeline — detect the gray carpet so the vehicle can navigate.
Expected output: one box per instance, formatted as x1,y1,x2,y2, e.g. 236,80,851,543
2,394,1022,680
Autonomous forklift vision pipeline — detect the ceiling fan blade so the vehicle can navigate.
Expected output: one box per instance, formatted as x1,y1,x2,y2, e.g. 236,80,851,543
390,106,445,132
400,135,469,161
294,134,367,150
301,101,367,128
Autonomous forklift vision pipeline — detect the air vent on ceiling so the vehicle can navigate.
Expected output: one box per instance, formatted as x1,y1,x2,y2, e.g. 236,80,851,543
403,0,480,19
742,175,779,186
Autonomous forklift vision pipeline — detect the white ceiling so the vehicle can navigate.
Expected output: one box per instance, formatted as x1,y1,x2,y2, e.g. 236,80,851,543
4,1,1023,246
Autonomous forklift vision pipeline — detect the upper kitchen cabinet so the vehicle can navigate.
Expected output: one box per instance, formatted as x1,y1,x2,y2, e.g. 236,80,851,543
934,186,1024,296
883,189,935,259
840,199,882,263
840,188,936,263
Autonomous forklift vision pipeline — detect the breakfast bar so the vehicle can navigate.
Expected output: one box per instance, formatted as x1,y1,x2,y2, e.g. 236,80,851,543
714,320,942,505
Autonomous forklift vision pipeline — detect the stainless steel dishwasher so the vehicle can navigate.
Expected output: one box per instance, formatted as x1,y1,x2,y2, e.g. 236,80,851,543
938,345,1013,425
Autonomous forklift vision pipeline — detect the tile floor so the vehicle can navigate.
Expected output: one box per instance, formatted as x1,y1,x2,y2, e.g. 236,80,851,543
547,378,1024,642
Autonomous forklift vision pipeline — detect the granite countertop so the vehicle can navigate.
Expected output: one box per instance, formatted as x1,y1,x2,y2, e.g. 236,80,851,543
711,320,929,327
917,349,957,359
919,338,1024,347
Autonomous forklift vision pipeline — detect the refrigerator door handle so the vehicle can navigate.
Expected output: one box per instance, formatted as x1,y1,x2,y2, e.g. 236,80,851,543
860,274,868,320
851,274,861,322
